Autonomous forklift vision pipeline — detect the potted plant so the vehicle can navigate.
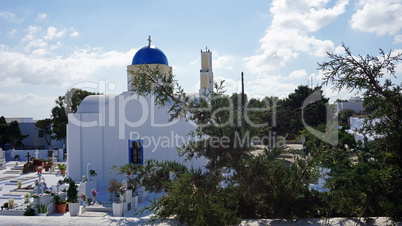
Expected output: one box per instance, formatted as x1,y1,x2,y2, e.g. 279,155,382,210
54,194,67,214
67,180,80,216
118,186,126,203
90,170,97,180
91,189,97,204
59,163,66,175
80,193,87,208
17,181,22,189
15,155,20,161
44,164,51,172
32,193,40,206
37,166,43,174
33,159,42,172
108,178,121,201
112,201,124,217
37,204,48,216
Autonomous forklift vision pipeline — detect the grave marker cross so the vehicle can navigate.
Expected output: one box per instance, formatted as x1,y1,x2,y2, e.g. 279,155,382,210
26,152,31,163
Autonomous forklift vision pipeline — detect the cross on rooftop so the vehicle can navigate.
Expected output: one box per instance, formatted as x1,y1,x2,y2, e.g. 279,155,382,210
148,35,152,46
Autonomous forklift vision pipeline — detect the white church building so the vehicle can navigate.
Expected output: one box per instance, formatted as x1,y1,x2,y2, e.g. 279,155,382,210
66,38,211,184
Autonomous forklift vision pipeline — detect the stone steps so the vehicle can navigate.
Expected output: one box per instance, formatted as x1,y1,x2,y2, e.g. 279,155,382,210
81,205,112,217
79,211,110,217
3,170,22,174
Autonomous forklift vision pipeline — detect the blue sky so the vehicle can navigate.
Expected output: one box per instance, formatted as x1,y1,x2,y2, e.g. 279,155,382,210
1,0,401,119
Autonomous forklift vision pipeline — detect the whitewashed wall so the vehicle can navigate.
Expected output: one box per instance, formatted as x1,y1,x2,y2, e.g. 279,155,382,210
67,93,208,183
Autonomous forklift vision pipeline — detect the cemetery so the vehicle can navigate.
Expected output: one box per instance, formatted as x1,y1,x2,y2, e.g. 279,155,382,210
0,149,145,219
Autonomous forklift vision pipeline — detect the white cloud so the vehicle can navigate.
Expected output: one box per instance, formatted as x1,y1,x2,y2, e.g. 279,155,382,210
70,31,79,38
247,73,297,99
215,76,241,94
394,35,402,43
0,11,17,22
245,0,348,75
270,0,349,32
0,45,136,88
8,29,17,36
36,13,47,21
212,52,233,70
44,26,65,40
289,69,308,79
350,0,402,36
22,26,41,42
0,92,56,119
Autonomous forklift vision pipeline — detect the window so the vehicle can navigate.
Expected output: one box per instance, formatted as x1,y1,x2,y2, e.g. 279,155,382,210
129,140,143,165
39,131,44,138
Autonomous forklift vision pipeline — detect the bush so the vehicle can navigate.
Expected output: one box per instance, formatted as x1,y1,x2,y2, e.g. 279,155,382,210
67,180,79,203
23,206,35,216
37,204,48,214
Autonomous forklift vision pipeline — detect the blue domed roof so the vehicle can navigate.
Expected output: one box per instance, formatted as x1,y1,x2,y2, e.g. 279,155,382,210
132,45,169,66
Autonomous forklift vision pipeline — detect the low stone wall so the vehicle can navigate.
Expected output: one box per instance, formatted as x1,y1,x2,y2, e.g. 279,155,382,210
32,192,66,215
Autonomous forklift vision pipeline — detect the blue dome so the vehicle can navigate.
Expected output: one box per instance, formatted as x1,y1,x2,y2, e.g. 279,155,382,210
132,45,169,66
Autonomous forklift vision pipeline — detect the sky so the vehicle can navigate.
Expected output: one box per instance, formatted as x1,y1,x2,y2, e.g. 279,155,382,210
1,0,401,120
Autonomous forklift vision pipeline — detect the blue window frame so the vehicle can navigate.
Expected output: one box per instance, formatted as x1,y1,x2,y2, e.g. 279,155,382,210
129,140,143,165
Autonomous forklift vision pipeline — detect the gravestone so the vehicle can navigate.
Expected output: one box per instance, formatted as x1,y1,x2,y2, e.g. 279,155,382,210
0,148,6,170
25,152,31,163
51,153,57,163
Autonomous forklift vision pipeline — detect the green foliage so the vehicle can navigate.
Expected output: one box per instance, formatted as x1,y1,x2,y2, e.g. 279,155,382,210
58,163,66,170
35,118,53,147
23,206,36,216
5,120,28,149
148,169,240,225
233,147,322,219
51,96,68,142
123,62,328,224
114,160,241,225
338,109,358,127
51,88,99,142
37,204,48,213
67,180,79,203
274,85,330,140
317,44,402,219
0,116,8,148
54,194,65,205
90,170,97,177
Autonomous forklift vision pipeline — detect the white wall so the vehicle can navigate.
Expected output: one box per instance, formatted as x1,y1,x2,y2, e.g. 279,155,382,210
337,101,364,114
67,93,207,183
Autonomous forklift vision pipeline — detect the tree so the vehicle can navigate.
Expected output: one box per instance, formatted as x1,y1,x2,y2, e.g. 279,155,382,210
318,44,402,219
5,121,28,149
112,64,322,223
0,116,8,148
338,109,357,127
274,85,329,140
51,96,68,143
35,118,53,148
51,89,99,143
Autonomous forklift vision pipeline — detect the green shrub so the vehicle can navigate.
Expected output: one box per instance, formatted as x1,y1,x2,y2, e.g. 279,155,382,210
23,206,35,216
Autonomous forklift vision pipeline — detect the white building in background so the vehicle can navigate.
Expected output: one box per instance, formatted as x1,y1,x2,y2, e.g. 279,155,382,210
67,38,211,185
347,117,382,143
4,117,63,150
336,96,364,114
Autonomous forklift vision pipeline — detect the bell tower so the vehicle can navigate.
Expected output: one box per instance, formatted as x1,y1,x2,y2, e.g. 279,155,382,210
199,47,213,96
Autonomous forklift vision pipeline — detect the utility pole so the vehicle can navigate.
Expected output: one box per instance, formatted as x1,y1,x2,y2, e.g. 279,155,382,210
241,72,245,114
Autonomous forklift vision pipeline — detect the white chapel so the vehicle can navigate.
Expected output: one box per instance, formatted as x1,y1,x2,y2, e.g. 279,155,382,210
66,38,212,185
